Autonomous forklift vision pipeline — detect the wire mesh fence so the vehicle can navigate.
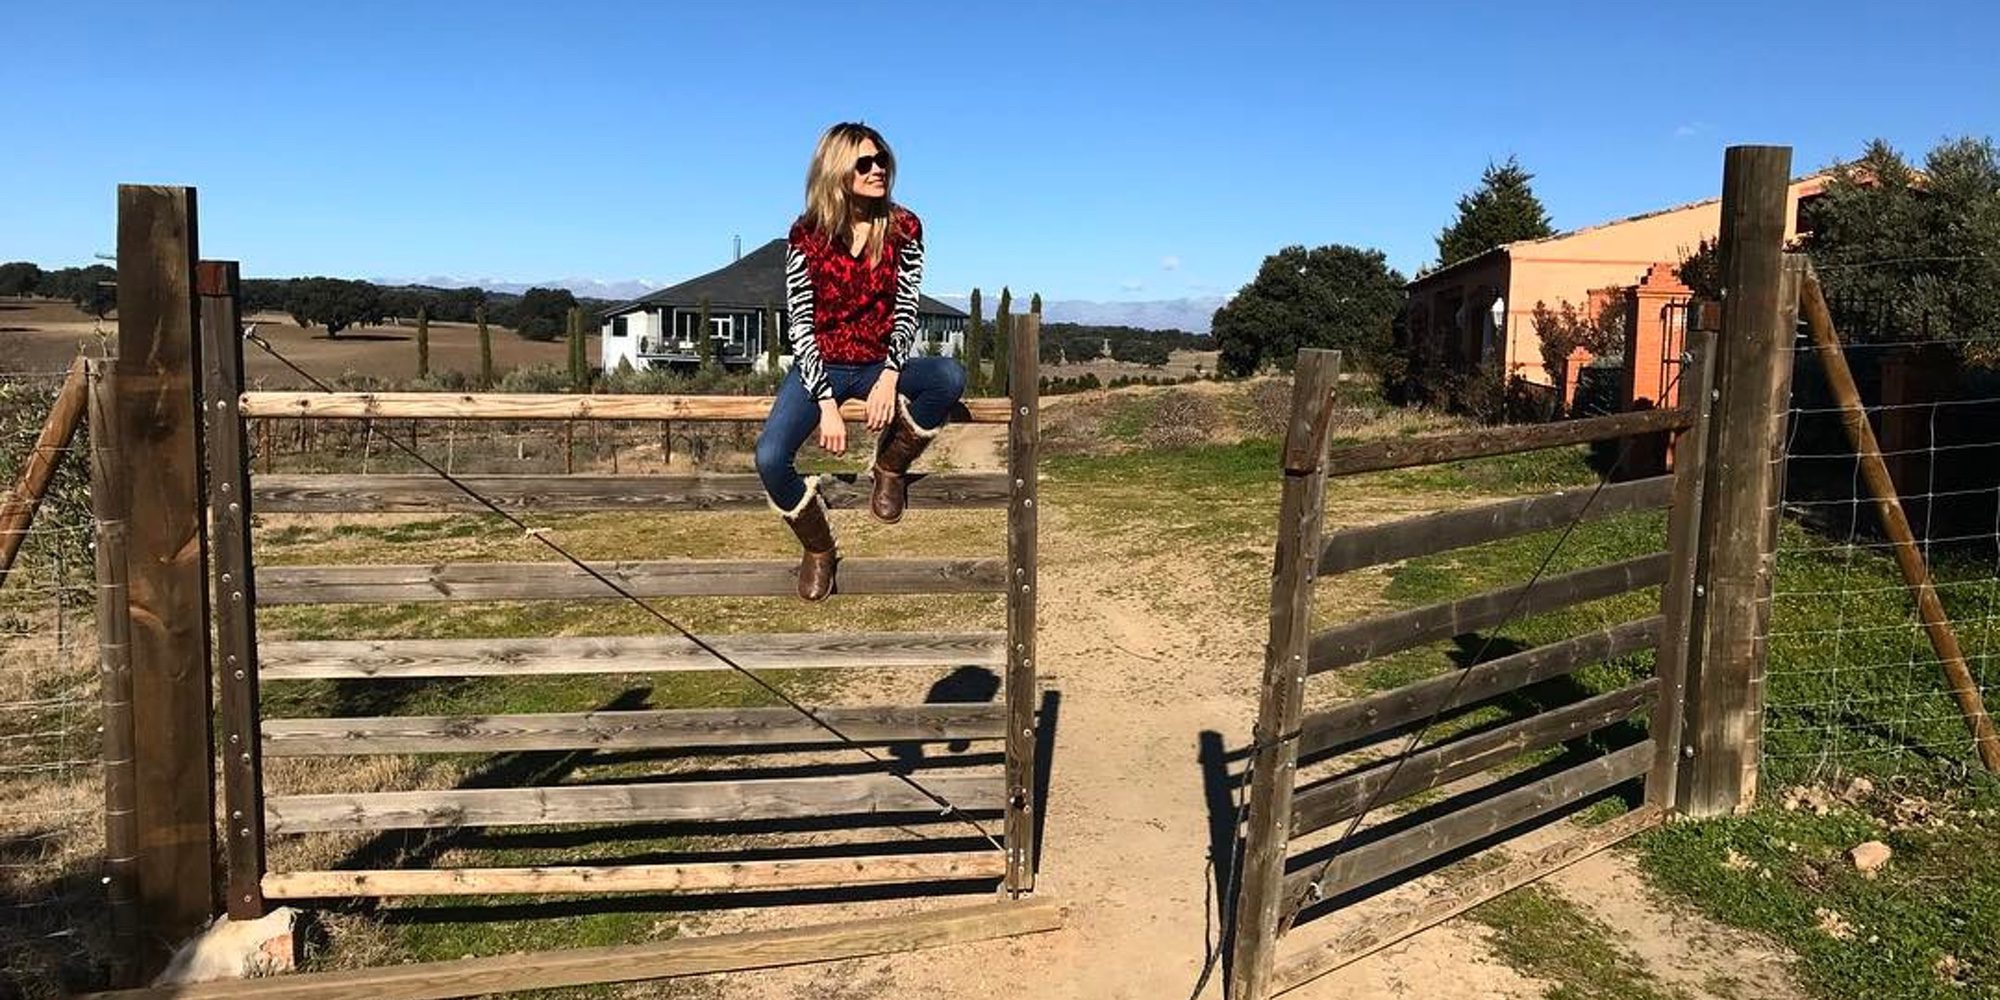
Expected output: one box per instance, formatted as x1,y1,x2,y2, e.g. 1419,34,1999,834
0,363,108,996
1762,306,2000,787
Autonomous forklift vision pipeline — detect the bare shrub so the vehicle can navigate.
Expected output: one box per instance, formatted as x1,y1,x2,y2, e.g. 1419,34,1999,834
1143,390,1221,449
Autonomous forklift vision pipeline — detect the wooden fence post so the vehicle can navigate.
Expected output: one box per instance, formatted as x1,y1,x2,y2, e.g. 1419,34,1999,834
198,261,268,918
0,356,87,584
116,184,219,962
1230,348,1343,1000
1676,147,1797,817
1004,313,1041,894
87,359,141,988
1647,325,1717,810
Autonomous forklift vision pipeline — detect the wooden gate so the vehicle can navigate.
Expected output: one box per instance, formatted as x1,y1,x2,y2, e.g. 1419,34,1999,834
1227,340,1719,997
190,267,1044,921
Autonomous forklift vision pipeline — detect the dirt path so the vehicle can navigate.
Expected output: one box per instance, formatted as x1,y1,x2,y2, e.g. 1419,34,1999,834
669,424,1803,1000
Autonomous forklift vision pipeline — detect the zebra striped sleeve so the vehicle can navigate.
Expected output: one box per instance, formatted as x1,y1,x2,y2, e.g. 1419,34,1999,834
783,242,832,400
885,217,924,372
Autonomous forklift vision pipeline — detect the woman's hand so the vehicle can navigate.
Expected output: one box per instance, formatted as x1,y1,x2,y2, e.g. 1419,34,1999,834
816,400,847,455
865,370,900,432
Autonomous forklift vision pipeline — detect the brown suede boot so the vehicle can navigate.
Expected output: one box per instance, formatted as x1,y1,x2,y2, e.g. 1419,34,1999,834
870,398,942,524
778,478,837,602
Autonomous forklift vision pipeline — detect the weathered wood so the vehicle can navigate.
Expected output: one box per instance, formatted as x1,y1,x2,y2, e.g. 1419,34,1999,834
78,898,1064,1000
256,557,1008,604
0,355,87,584
1677,147,1796,818
239,391,1010,424
1317,476,1673,576
264,773,1005,834
198,260,267,920
261,852,1006,899
1291,680,1657,837
116,183,218,957
1281,741,1654,907
1299,617,1662,757
1648,328,1718,808
1004,313,1041,894
1800,271,2000,772
1307,553,1669,675
251,471,1011,513
87,361,140,989
1324,407,1695,478
1269,806,1664,993
262,704,1006,755
260,631,1006,680
1230,348,1342,1000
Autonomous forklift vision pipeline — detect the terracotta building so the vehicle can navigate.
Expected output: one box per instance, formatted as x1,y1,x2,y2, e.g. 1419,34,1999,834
1404,174,1832,404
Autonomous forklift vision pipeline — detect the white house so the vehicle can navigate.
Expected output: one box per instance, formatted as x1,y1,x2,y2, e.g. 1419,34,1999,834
599,239,969,373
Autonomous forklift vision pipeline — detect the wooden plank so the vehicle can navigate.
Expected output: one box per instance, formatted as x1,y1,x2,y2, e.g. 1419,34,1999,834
1004,312,1040,894
256,557,1008,604
1676,147,1796,818
198,260,267,920
261,851,1006,898
260,631,1006,680
87,362,140,989
239,391,1011,424
79,898,1064,1000
1269,806,1664,993
1307,553,1669,675
1291,679,1657,837
1317,476,1673,576
116,183,218,960
1648,328,1718,808
264,773,1005,834
262,704,1006,756
0,356,87,584
1280,741,1654,907
1230,348,1343,1000
251,471,1012,514
1299,617,1662,757
1800,271,2000,773
1324,407,1695,478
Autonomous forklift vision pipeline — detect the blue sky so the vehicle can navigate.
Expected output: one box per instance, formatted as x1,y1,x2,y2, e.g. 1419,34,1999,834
5,0,1999,311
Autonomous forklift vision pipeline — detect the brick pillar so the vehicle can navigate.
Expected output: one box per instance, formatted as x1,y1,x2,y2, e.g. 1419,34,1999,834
1625,263,1692,410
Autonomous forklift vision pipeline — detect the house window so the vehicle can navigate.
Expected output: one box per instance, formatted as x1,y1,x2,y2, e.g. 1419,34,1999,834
611,316,628,337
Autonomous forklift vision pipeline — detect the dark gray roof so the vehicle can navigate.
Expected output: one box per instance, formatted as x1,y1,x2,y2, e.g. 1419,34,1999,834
602,239,967,319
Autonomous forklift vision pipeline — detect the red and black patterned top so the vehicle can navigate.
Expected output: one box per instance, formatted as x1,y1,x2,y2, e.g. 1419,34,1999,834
784,205,925,401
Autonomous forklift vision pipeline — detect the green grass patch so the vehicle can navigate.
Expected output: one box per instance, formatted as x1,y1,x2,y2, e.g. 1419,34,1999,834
1636,786,2000,1000
1469,885,1684,1000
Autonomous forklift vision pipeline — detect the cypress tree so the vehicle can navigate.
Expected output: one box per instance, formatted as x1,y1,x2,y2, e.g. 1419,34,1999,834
992,287,1013,395
696,296,714,370
414,305,430,380
1030,292,1042,316
965,288,985,393
764,302,782,371
476,303,493,389
566,306,586,391
1434,156,1555,268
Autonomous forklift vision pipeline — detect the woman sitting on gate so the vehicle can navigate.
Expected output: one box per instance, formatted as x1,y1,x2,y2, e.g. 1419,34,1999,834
756,122,966,602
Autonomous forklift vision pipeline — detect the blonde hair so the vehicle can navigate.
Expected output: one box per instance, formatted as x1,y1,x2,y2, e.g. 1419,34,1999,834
802,122,897,266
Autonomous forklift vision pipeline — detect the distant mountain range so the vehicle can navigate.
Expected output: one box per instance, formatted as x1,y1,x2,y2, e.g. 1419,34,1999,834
929,294,1226,334
371,276,664,303
374,277,1225,333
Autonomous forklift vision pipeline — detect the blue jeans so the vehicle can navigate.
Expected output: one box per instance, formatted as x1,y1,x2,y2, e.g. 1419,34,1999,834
756,357,968,511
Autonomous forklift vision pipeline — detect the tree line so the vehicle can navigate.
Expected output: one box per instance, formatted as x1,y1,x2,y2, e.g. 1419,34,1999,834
0,261,618,342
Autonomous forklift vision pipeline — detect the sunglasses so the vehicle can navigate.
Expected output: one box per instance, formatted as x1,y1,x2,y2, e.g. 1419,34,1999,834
854,154,893,176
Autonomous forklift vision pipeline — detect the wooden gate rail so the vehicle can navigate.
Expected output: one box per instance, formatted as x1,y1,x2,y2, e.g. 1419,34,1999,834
254,558,1008,603
250,471,1010,513
1229,333,1718,999
239,391,1010,423
257,631,1006,679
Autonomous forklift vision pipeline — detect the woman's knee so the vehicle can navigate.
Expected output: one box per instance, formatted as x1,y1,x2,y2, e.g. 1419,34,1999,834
754,433,793,481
